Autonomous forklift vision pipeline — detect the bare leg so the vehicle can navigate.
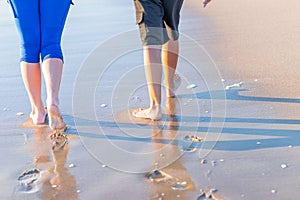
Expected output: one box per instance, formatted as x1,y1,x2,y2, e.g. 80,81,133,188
42,58,66,131
132,45,163,120
162,40,180,97
20,62,46,124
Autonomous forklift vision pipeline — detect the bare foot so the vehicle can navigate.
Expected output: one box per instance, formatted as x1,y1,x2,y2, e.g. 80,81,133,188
48,105,66,131
30,108,47,125
166,74,181,98
132,107,162,121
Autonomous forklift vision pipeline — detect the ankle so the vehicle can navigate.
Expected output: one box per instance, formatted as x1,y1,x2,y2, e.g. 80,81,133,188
166,89,174,97
47,98,59,108
150,104,161,111
48,104,62,116
31,106,45,115
48,104,58,109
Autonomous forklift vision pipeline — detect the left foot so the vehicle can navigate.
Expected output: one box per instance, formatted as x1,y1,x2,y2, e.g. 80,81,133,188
21,108,48,128
30,108,47,125
132,107,162,121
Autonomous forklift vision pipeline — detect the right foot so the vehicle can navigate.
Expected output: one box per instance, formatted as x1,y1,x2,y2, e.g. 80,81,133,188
48,105,66,131
132,107,162,121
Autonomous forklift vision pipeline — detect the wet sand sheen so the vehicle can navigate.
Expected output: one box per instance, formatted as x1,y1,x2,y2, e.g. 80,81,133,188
1,0,300,199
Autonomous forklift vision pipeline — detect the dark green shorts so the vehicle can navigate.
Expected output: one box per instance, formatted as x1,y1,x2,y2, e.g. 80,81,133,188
134,0,184,46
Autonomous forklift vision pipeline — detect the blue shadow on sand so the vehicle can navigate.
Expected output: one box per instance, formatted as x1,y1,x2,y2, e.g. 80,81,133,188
65,89,300,151
65,115,300,152
176,89,300,104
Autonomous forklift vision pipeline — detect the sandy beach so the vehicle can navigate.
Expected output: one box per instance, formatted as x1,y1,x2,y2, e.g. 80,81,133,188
1,0,300,199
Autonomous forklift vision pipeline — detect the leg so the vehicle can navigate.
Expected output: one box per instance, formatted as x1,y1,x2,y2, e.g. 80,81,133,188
132,45,163,120
162,40,180,97
40,0,71,130
42,59,66,130
21,62,46,124
144,46,163,107
162,0,184,97
9,0,46,124
132,0,165,120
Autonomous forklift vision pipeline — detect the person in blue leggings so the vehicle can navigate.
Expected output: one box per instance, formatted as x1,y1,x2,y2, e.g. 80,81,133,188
8,0,73,130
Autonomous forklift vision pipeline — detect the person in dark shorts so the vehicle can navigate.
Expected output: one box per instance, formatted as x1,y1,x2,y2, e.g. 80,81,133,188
132,0,212,120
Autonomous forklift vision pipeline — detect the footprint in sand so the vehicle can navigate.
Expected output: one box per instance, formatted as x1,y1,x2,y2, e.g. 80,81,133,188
197,188,223,200
145,170,191,191
181,147,197,152
50,131,69,152
180,135,202,152
184,135,202,143
145,170,170,183
171,181,189,191
17,168,41,193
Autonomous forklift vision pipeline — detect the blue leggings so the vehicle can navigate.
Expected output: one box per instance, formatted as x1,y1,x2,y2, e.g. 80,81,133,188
8,0,72,63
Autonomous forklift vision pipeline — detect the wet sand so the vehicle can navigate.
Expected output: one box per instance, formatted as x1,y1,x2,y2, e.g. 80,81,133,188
1,0,300,199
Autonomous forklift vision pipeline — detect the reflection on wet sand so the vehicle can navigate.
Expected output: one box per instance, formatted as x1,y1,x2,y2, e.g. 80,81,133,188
146,98,196,200
17,128,78,200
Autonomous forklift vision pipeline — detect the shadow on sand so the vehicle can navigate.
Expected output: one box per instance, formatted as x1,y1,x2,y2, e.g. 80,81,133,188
65,89,300,151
